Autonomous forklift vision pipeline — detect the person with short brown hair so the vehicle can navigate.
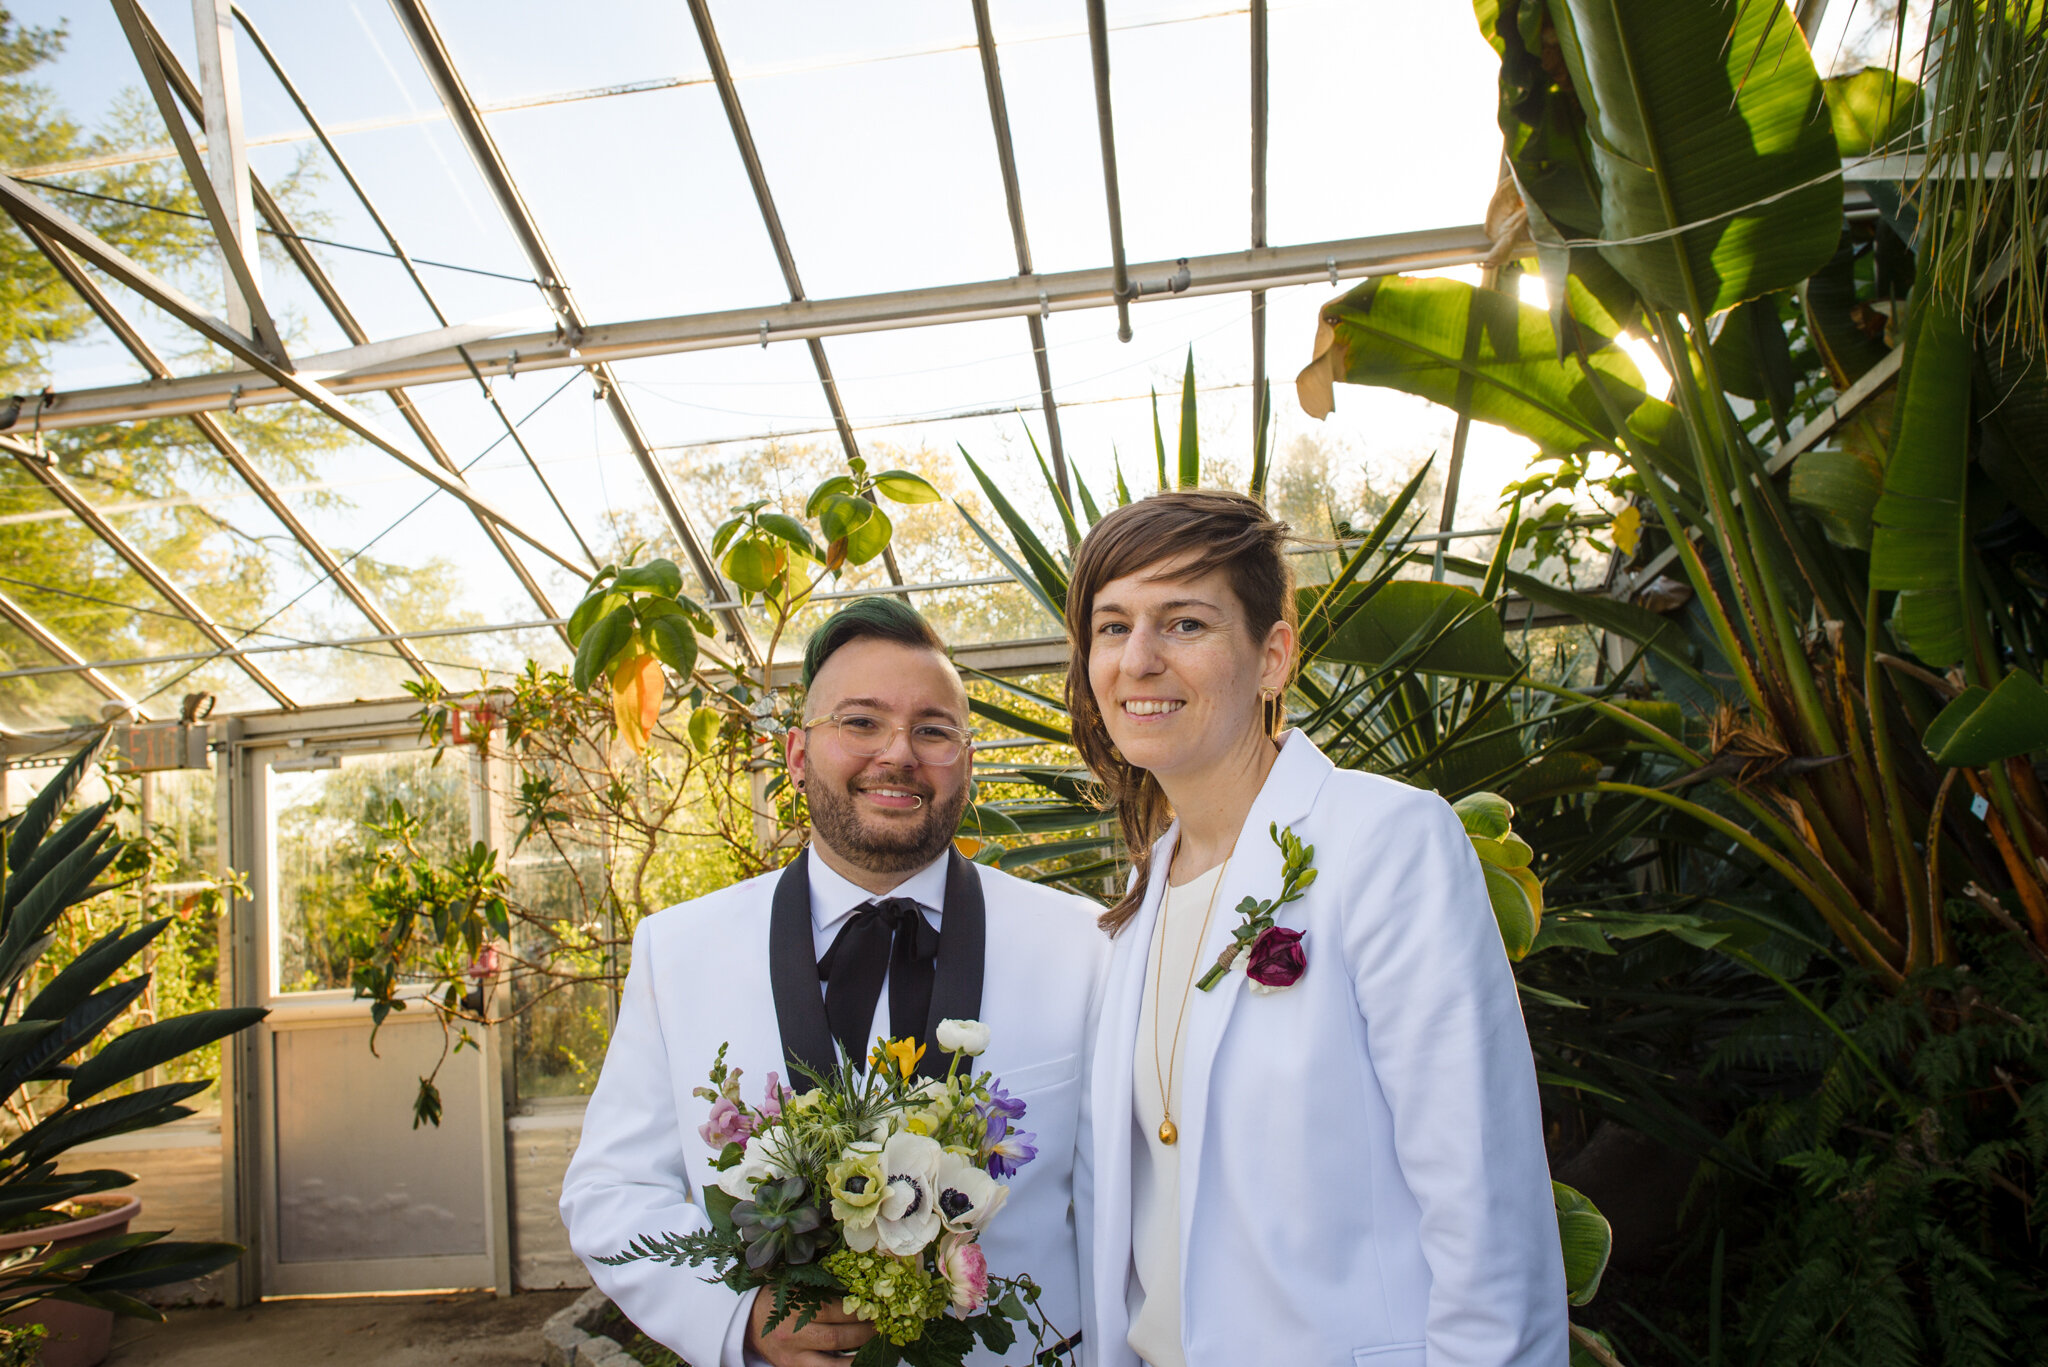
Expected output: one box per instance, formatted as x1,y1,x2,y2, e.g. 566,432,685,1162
1069,490,1566,1367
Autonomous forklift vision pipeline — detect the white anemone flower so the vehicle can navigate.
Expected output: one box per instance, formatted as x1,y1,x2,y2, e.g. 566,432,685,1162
715,1147,787,1201
933,1149,1009,1234
936,1018,991,1055
858,1130,945,1256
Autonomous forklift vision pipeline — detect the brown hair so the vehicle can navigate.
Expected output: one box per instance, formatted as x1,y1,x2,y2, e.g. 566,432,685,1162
1064,488,1296,935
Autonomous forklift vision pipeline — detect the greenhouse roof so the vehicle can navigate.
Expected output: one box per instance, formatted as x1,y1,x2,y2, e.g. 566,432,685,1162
0,0,1873,736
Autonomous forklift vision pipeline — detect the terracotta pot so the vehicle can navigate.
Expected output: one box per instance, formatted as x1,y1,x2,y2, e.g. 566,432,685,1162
0,1194,143,1367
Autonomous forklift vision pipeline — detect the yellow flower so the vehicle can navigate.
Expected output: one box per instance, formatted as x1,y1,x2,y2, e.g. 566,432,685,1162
882,1038,926,1080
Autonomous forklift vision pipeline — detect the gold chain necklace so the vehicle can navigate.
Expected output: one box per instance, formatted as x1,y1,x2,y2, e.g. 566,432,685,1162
1150,844,1234,1146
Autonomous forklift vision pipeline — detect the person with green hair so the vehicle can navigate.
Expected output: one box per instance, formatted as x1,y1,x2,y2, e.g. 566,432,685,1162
563,597,1107,1367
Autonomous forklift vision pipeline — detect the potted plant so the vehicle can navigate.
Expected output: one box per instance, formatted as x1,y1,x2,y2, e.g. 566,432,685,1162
0,728,263,1365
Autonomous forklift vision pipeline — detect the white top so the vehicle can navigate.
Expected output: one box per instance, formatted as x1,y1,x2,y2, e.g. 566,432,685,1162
1126,862,1226,1367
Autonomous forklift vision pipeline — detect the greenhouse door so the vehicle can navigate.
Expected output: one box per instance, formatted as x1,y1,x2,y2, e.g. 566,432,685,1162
242,731,510,1297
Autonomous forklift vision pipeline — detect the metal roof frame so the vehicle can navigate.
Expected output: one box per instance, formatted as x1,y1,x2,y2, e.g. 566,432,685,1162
0,0,1529,718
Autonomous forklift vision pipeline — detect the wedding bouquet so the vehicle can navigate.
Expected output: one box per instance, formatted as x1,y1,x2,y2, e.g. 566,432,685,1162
598,1018,1076,1367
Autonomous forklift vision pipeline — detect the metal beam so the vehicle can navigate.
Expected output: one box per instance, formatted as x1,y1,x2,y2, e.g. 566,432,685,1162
1250,0,1269,408
1084,0,1134,343
108,0,285,364
4,436,295,707
205,6,568,638
29,226,1508,432
384,0,753,654
0,172,594,579
1795,0,1830,39
12,214,444,685
188,0,262,339
680,0,908,594
969,0,1069,503
0,585,148,715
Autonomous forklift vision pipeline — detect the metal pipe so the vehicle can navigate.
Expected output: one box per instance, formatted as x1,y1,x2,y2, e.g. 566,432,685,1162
4,438,295,707
383,0,754,653
0,171,594,580
1084,0,1134,342
14,215,444,685
31,226,1509,432
0,585,149,713
970,0,1070,503
107,0,285,364
1250,0,1269,407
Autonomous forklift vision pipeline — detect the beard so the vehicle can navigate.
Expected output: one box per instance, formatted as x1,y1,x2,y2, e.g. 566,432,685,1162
807,767,969,874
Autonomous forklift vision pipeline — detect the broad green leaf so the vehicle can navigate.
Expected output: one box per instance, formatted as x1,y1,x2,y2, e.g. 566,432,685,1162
1502,750,1602,803
710,516,744,557
688,704,723,755
1469,832,1535,868
871,470,942,504
722,537,782,596
817,493,875,543
610,559,683,597
1871,288,1975,666
805,474,857,517
756,513,819,560
1789,446,1883,551
843,502,893,566
1802,230,1894,387
1544,0,1843,316
1824,67,1922,159
571,604,635,692
1553,1181,1613,1305
956,446,1071,613
1453,791,1516,840
957,804,1025,838
1300,277,1644,455
567,590,628,649
1483,861,1542,960
1314,580,1522,680
1925,671,2048,766
644,615,700,680
1974,345,2048,537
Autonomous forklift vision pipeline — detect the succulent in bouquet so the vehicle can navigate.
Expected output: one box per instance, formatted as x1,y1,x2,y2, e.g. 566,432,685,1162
599,1020,1076,1367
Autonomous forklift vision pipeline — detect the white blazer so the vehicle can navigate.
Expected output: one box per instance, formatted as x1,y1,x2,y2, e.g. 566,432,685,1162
1078,732,1567,1367
561,857,1109,1367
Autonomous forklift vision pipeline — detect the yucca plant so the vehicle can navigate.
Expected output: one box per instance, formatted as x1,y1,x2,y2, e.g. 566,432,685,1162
0,728,260,1319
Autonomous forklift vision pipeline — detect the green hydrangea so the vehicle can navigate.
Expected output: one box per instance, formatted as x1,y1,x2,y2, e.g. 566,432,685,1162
824,1247,949,1346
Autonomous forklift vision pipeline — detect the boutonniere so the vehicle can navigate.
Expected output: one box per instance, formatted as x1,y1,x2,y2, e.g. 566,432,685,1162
1196,822,1317,993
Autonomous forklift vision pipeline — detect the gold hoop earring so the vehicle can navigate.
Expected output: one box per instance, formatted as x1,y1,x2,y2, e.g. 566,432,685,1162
1260,687,1276,704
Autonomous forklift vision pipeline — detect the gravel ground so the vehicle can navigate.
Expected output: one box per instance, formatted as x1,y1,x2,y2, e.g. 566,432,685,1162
105,1289,584,1367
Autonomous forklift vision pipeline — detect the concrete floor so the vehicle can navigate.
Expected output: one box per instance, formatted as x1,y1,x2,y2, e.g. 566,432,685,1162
106,1290,583,1366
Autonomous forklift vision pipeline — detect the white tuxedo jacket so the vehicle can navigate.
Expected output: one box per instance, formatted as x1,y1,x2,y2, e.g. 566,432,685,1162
1078,733,1566,1367
561,852,1108,1367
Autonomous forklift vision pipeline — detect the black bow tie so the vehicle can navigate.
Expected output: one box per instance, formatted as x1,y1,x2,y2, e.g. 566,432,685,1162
817,897,941,1072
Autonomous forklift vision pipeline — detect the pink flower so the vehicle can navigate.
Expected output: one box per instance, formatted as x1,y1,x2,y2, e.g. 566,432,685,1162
1246,926,1306,991
698,1096,754,1150
466,943,500,980
937,1232,989,1315
758,1071,792,1121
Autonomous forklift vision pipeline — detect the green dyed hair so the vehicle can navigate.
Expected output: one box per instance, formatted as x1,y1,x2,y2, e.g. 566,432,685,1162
799,596,948,688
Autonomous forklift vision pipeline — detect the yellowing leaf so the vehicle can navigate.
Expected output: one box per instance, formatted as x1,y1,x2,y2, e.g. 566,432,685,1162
611,652,664,754
1610,504,1642,557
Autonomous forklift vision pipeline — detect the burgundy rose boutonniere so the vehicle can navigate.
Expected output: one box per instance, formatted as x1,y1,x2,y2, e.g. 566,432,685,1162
1196,823,1317,993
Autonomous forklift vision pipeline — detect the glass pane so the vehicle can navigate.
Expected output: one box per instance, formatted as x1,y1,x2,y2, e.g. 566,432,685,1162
269,749,471,996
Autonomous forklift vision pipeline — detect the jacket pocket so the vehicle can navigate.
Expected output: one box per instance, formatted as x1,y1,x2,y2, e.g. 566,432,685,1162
996,1052,1079,1095
1352,1343,1425,1365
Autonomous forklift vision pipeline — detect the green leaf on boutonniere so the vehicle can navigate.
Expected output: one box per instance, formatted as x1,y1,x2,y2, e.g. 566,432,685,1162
1197,824,1317,991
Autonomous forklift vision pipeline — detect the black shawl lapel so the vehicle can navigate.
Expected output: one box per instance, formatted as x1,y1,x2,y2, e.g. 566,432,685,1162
768,851,838,1088
771,847,986,1087
916,849,986,1083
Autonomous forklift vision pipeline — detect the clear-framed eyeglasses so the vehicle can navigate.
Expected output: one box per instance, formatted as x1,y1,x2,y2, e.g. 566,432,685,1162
803,712,973,766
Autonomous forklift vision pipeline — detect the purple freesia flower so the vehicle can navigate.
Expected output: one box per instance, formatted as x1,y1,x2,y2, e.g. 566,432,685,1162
698,1096,753,1150
986,1126,1037,1178
984,1082,1027,1121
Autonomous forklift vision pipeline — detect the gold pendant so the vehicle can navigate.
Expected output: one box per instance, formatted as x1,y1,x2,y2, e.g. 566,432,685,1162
1158,1117,1178,1145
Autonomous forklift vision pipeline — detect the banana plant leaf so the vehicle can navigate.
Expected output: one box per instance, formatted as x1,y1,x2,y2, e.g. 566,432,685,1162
1542,0,1843,316
1824,67,1922,159
1298,276,1645,454
1313,581,1523,680
1870,288,1976,667
1923,670,2048,766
